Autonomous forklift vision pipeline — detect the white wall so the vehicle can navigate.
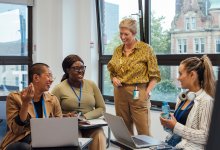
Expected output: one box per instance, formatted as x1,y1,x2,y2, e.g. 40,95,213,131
32,0,167,140
33,0,63,87
33,0,98,88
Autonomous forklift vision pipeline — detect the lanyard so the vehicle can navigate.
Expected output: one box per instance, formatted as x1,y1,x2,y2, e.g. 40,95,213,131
68,81,82,108
32,96,47,118
174,100,194,121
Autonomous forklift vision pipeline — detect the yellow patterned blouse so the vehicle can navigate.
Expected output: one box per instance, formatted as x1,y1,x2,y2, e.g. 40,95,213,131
107,41,161,84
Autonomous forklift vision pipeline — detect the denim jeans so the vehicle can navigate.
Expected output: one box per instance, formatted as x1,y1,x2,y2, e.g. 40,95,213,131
166,133,182,147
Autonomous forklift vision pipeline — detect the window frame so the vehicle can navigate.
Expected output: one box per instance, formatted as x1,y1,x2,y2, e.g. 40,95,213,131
177,39,187,54
191,17,196,30
194,38,205,53
185,17,190,30
0,5,33,101
216,38,220,53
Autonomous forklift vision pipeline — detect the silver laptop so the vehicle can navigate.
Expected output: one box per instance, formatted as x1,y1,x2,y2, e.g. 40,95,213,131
30,117,91,148
104,113,164,149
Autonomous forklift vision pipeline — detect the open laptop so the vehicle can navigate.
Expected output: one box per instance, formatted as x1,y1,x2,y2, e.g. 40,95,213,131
30,117,92,148
104,113,165,149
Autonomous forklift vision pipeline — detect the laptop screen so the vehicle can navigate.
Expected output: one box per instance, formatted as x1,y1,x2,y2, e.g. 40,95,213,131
31,117,78,148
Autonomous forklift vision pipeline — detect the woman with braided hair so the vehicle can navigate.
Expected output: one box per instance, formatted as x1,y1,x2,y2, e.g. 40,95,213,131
160,55,216,150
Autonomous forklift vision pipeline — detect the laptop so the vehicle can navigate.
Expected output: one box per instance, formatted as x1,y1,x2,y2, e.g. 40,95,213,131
104,113,165,149
30,117,91,148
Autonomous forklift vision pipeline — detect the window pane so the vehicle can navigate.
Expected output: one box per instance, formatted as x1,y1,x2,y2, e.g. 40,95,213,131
0,3,28,56
0,65,28,96
100,0,140,55
151,66,219,103
102,63,219,102
151,66,180,103
103,65,113,96
151,0,220,54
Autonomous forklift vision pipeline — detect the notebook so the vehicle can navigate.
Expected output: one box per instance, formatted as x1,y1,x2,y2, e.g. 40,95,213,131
30,117,91,148
104,113,165,149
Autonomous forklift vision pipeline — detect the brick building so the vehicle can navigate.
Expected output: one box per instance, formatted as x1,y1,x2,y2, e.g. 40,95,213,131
170,0,220,54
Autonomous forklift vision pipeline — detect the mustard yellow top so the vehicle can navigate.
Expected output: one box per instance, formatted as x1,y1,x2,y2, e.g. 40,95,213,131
107,41,161,84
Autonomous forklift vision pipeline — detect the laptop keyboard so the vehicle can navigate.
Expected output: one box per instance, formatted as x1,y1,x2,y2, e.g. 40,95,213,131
132,137,149,145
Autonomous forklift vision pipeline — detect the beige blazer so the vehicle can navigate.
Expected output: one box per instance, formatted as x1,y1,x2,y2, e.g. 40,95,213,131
0,92,62,150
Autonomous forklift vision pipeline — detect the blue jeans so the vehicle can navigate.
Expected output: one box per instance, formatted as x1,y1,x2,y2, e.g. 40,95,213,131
166,134,182,147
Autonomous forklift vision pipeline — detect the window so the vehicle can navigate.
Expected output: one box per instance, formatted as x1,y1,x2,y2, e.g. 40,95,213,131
185,18,190,30
97,0,142,56
185,17,196,30
194,38,205,53
191,17,196,29
216,39,220,53
96,0,145,102
0,2,32,101
96,0,220,109
178,39,187,53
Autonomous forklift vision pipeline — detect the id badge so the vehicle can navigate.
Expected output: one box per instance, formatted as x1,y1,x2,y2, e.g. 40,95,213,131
133,86,140,100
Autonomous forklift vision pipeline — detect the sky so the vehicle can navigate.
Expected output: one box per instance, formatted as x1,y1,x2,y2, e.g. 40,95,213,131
106,0,176,30
0,9,20,42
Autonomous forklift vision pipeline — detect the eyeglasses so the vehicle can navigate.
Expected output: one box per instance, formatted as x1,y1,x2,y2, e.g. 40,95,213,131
70,66,86,72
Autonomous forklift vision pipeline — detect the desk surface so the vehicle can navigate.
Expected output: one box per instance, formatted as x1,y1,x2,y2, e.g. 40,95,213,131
111,139,174,150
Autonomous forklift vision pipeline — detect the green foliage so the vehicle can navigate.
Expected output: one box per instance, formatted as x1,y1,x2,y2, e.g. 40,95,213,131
151,13,171,54
153,79,180,93
104,33,122,55
159,66,170,80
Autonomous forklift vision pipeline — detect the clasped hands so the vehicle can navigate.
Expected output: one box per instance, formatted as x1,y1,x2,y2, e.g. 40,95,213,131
63,111,84,118
160,113,177,130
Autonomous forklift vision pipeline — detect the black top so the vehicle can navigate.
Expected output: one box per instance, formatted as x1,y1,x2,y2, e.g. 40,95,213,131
33,98,43,118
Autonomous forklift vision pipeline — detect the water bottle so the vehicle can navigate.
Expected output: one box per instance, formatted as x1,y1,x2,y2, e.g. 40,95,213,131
161,101,170,119
161,101,172,133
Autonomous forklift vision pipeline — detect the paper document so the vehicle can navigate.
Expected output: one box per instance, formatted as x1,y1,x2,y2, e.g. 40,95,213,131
79,118,108,129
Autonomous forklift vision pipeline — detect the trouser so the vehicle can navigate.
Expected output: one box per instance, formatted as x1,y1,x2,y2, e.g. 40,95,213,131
114,83,151,135
80,127,106,150
6,142,31,150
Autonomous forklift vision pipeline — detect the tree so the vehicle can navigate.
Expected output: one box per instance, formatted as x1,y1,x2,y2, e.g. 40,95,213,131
151,13,171,54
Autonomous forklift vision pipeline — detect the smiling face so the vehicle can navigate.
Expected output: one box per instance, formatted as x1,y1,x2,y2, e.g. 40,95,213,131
67,61,85,83
33,66,54,92
119,27,136,46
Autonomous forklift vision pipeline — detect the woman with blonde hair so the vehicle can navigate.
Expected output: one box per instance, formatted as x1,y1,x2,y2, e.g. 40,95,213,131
108,18,161,136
